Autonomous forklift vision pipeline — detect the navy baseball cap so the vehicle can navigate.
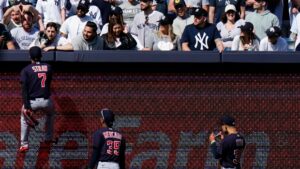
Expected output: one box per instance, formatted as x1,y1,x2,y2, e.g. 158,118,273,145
100,108,115,127
220,115,235,126
174,0,186,9
239,22,254,33
110,6,123,16
192,8,208,17
77,0,89,11
266,26,281,37
140,0,153,2
158,17,171,25
29,46,42,61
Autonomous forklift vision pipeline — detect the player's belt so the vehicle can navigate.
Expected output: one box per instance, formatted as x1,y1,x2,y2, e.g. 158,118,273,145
30,97,49,100
221,167,236,169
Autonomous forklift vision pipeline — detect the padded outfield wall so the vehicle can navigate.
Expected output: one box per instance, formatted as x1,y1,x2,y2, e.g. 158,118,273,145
0,51,299,169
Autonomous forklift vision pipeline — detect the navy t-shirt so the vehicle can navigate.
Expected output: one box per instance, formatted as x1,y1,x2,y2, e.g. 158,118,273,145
91,0,111,25
0,23,13,49
20,62,52,100
181,23,221,51
211,133,246,169
89,127,126,169
209,0,245,23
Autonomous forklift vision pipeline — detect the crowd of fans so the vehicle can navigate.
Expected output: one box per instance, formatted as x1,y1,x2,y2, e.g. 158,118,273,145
0,0,299,52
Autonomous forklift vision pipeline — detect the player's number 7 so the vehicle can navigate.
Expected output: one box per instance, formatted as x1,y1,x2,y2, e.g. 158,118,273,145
38,73,47,88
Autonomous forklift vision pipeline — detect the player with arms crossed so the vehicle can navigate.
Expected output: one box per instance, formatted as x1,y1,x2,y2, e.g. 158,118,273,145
88,108,126,169
209,115,246,169
19,46,56,153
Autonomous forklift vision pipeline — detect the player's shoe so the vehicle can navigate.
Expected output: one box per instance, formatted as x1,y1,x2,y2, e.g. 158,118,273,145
19,145,29,153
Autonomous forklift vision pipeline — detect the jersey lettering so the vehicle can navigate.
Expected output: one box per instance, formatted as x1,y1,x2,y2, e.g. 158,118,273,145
103,131,122,139
233,149,242,164
194,32,209,50
32,65,48,72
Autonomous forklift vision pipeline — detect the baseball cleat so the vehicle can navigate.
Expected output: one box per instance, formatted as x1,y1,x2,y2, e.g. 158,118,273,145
19,145,29,153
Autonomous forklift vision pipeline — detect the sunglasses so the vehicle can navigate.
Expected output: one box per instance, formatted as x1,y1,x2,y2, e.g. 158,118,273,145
145,15,149,25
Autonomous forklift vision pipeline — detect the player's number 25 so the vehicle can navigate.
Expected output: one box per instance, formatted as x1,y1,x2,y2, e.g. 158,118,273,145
106,140,121,156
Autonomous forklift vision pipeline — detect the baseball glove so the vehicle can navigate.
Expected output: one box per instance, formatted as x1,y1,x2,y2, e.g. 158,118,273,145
22,109,39,128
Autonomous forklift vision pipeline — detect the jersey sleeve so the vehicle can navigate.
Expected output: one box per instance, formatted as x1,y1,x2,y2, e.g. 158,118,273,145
213,25,221,40
59,19,69,35
210,141,222,159
88,131,105,169
209,0,216,6
20,68,31,109
180,25,190,44
119,137,126,169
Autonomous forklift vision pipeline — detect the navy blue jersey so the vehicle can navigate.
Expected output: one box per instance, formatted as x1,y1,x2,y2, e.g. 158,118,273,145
211,133,246,169
20,62,52,101
89,127,126,169
181,23,221,51
209,0,245,23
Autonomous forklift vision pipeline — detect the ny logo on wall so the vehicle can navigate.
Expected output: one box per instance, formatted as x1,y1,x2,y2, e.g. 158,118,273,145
194,32,209,50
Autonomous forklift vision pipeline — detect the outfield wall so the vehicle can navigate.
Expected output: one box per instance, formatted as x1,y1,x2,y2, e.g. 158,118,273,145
0,51,299,169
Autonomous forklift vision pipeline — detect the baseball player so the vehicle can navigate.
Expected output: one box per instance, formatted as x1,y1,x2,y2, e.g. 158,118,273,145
209,115,246,169
19,46,55,153
88,108,126,169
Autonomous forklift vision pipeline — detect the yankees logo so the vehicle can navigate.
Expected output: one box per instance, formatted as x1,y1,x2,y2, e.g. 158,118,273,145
89,11,97,19
194,32,209,50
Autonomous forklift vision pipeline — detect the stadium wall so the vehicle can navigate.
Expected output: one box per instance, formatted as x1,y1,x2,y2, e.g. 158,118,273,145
0,51,299,169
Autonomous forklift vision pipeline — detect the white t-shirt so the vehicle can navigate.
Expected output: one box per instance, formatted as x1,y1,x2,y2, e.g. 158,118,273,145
291,12,300,48
119,1,141,29
184,0,209,8
36,0,66,26
172,15,194,38
60,15,100,41
259,36,288,51
216,19,245,48
11,27,39,49
66,0,80,17
231,35,260,51
29,34,69,48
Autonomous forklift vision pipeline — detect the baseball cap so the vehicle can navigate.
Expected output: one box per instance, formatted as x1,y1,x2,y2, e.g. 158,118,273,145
29,46,42,61
110,6,123,16
100,108,115,127
220,115,235,126
225,4,236,13
140,0,153,2
266,26,281,37
77,0,89,11
174,0,186,9
192,7,208,17
239,22,254,32
158,17,171,26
